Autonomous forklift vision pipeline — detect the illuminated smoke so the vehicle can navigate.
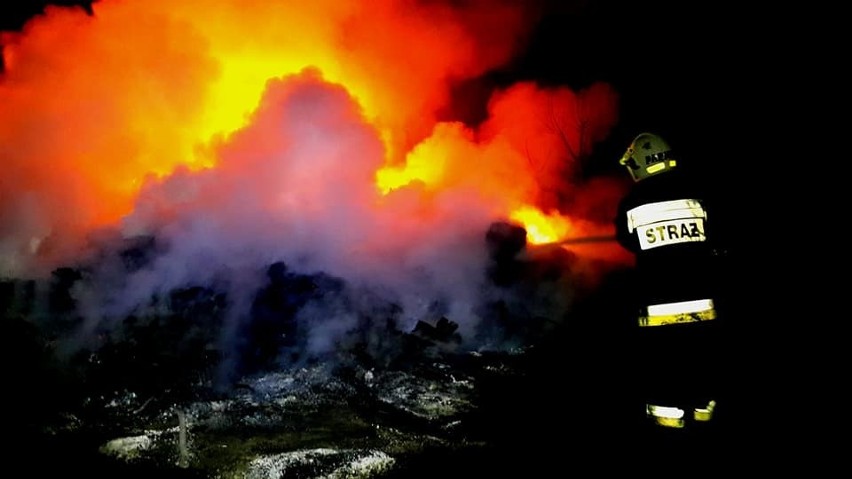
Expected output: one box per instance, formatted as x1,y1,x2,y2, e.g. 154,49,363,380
1,0,624,363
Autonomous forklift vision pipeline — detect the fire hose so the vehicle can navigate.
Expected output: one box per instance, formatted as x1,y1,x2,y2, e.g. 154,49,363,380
546,234,616,246
517,234,617,260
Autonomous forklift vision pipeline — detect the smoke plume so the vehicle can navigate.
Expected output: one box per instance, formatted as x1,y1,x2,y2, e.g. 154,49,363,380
1,0,624,366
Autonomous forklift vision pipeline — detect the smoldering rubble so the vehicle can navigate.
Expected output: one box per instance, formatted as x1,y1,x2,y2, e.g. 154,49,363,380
2,220,627,477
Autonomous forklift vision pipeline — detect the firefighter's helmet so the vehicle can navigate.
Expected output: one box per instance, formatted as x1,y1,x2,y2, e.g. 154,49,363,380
619,133,677,182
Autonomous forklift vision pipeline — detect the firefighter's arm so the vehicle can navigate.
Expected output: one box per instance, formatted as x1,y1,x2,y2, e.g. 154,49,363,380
614,199,637,253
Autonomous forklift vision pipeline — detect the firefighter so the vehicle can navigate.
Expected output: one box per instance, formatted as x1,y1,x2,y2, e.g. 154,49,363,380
615,132,724,434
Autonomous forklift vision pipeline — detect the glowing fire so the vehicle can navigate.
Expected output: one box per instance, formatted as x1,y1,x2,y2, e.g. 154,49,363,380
509,206,572,245
0,0,621,273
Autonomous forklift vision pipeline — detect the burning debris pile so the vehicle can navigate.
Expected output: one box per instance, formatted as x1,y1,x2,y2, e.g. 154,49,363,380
1,0,635,476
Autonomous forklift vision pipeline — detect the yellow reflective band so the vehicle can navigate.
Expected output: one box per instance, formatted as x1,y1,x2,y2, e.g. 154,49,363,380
647,401,716,427
694,400,716,422
640,299,715,327
668,160,677,167
648,299,714,316
646,162,667,174
647,404,685,428
640,309,716,327
654,417,684,428
626,199,706,233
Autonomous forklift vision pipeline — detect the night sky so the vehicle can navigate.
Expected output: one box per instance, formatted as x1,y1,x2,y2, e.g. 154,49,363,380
511,1,758,179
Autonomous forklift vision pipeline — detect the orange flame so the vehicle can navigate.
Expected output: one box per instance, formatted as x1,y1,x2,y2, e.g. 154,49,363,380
508,206,573,245
0,0,622,273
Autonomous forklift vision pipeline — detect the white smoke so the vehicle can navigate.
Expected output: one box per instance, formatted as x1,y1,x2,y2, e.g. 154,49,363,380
72,69,499,365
